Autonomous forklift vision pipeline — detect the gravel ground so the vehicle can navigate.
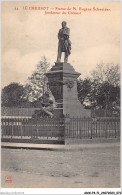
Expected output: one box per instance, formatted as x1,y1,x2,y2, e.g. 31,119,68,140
1,143,120,188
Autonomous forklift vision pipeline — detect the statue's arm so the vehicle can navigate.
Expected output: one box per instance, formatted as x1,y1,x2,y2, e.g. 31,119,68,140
66,28,70,36
64,28,70,39
58,29,64,41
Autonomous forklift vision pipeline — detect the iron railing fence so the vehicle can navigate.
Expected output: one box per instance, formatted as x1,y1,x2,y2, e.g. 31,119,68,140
1,116,120,141
1,117,65,140
65,117,120,139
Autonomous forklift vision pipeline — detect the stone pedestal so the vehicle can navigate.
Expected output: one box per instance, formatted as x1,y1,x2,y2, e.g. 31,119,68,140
45,62,91,117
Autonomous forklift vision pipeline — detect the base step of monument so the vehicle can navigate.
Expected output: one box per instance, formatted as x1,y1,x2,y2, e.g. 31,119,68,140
65,138,120,145
1,138,65,145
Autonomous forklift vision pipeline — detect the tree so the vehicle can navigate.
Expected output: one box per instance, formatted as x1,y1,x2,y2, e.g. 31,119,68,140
24,56,50,103
1,82,25,107
89,63,120,109
90,63,120,87
77,63,120,110
88,81,120,109
77,78,91,105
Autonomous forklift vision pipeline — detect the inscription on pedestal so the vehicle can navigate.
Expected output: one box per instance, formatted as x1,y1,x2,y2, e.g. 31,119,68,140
49,83,63,101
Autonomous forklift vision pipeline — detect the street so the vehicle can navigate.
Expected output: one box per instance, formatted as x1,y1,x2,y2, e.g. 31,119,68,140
1,142,120,188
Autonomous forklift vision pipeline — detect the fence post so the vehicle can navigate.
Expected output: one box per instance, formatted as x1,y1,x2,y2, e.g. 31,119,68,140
1,118,3,138
64,115,67,139
91,123,92,139
105,118,107,138
61,117,64,141
63,116,66,141
21,122,23,139
65,114,70,139
11,124,13,139
37,127,38,139
5,117,6,137
64,116,66,139
91,118,93,139
63,117,65,142
114,118,117,138
31,124,33,139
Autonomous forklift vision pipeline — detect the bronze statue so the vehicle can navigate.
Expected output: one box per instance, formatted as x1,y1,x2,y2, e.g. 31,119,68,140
41,91,56,118
57,21,71,63
32,90,57,118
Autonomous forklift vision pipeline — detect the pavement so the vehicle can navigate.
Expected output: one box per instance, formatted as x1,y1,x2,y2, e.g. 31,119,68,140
1,141,120,188
1,139,120,151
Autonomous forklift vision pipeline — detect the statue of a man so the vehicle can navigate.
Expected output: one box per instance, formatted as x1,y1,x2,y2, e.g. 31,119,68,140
57,21,71,63
41,91,57,118
32,90,57,119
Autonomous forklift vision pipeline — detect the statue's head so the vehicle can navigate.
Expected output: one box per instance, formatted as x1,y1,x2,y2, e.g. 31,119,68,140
62,21,67,28
45,91,50,97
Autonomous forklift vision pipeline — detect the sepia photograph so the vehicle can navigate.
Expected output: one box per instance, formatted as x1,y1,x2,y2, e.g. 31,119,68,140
1,1,121,191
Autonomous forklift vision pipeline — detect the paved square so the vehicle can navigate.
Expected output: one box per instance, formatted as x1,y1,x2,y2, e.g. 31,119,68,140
1,142,120,188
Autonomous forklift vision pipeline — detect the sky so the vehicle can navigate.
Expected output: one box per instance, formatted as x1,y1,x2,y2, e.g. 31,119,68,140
1,1,120,88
